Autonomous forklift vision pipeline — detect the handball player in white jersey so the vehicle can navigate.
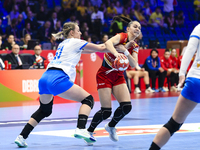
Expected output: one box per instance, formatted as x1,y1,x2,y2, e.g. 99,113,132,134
149,24,200,150
14,22,126,147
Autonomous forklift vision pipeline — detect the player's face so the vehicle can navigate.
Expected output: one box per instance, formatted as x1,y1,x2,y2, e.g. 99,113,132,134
151,51,158,59
164,52,170,59
128,22,141,38
72,25,82,39
171,49,176,57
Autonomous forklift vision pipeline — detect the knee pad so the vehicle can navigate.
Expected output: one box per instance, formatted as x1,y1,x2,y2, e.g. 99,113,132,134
163,117,183,136
101,107,112,120
120,102,132,115
81,95,94,109
31,98,54,122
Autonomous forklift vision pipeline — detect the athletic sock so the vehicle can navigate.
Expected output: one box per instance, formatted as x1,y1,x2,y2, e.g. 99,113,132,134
135,84,139,88
149,142,160,150
146,84,150,89
77,114,88,129
20,123,34,139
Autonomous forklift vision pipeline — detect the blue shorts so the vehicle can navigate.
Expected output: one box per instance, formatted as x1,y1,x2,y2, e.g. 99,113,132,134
181,77,200,103
38,69,74,96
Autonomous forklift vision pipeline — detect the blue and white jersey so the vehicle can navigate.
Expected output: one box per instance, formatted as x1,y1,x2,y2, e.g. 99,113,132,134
179,24,200,79
47,38,88,82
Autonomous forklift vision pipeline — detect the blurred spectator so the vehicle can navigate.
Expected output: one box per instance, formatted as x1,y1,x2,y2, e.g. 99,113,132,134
36,5,47,22
142,48,167,92
62,0,79,9
80,22,89,34
86,1,94,15
6,18,21,42
77,1,87,18
4,44,27,69
3,0,13,12
0,55,5,70
84,36,92,43
106,2,117,18
0,35,3,50
49,12,58,31
126,64,154,93
17,14,25,32
25,11,38,31
121,9,131,20
10,4,20,20
18,34,31,50
53,20,62,33
37,21,52,42
28,45,46,69
143,2,152,20
91,6,104,37
91,0,102,7
134,5,149,26
135,32,145,49
81,30,89,40
194,0,200,20
1,35,15,50
175,11,185,27
115,1,123,15
0,19,6,39
22,23,33,38
109,16,124,36
165,11,176,34
21,6,31,20
129,9,137,21
149,7,167,28
160,49,177,92
161,0,174,16
61,0,79,20
50,34,58,50
100,33,109,43
99,3,107,15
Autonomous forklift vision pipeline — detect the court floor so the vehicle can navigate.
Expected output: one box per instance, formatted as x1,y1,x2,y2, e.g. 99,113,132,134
1,92,200,150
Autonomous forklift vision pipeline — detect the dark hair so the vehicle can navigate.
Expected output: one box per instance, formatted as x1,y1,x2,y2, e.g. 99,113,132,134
150,48,159,60
165,49,170,53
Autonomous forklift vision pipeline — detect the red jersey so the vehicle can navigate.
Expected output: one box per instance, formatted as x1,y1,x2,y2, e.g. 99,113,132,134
160,56,172,71
170,55,179,69
104,32,139,68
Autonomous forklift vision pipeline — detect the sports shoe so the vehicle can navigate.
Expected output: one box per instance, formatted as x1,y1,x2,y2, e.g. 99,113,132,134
145,87,155,93
152,88,159,93
134,87,141,94
15,135,28,148
105,123,118,142
159,87,166,92
74,128,96,144
84,132,96,146
163,87,169,92
170,86,177,92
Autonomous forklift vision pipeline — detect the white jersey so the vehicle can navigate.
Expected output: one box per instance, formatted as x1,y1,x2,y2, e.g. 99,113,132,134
179,24,200,79
47,38,88,82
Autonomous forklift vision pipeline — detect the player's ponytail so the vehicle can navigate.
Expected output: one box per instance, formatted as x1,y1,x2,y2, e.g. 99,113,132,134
52,22,78,39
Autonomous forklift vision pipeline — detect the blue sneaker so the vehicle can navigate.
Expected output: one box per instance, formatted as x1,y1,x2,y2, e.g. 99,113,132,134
159,87,166,92
152,88,159,92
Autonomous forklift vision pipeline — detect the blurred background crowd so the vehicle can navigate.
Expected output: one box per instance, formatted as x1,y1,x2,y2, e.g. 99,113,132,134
0,0,199,51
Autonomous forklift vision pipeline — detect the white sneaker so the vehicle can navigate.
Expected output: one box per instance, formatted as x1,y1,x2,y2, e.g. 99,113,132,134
170,86,177,92
105,123,118,142
163,87,169,92
134,87,141,94
84,132,95,146
74,128,96,144
15,135,28,148
145,87,155,93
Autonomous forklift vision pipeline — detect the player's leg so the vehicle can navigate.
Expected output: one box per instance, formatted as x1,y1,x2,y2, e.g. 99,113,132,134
149,95,197,149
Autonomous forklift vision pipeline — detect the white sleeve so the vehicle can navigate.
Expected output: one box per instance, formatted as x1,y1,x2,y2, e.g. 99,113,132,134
74,39,88,51
179,25,200,76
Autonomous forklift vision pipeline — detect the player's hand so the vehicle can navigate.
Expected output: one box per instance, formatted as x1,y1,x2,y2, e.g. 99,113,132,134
178,75,185,88
141,68,145,71
114,53,126,59
159,67,164,73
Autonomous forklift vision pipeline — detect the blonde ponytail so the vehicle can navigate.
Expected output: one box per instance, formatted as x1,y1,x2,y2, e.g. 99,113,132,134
52,31,63,39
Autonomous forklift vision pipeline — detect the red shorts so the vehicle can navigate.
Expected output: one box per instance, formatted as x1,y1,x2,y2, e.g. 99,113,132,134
96,66,126,90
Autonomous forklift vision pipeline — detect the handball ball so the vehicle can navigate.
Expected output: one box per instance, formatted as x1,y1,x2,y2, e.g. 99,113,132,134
114,55,129,71
36,56,43,63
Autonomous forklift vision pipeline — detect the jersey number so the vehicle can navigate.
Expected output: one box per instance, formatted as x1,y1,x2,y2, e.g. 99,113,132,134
53,46,64,60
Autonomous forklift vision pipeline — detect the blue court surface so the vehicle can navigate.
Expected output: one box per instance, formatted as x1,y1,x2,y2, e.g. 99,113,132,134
1,95,200,150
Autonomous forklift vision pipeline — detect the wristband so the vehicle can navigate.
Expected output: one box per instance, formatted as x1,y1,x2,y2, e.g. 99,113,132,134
124,49,129,56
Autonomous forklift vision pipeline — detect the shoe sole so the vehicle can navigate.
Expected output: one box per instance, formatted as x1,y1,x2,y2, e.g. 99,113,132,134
15,141,27,148
74,134,96,143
